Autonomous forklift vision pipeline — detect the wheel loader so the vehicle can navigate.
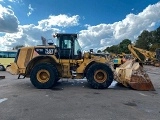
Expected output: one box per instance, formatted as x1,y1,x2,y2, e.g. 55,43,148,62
7,33,155,90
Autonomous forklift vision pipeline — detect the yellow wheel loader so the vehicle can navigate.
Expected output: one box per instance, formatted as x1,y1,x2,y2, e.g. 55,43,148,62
7,33,155,90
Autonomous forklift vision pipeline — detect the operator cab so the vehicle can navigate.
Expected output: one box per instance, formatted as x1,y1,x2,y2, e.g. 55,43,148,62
53,33,82,59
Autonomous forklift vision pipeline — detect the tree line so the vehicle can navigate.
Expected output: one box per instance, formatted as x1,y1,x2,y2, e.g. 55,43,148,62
100,26,160,54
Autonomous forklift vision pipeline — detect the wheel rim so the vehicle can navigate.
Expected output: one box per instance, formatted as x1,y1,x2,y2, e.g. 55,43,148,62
37,70,50,83
94,70,107,83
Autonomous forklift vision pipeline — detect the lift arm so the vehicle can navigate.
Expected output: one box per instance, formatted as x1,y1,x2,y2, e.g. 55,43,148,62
128,44,156,61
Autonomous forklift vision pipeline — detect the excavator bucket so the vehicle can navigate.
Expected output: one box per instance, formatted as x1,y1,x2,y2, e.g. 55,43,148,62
114,60,155,91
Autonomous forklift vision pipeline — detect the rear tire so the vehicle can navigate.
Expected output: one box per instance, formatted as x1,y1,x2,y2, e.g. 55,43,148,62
0,65,5,71
30,63,59,89
86,63,113,89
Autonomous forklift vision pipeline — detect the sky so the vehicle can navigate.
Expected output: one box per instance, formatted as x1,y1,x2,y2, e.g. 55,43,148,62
0,0,160,51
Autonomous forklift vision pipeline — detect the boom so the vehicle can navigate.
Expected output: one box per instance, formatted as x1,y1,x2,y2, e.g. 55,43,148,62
128,44,156,64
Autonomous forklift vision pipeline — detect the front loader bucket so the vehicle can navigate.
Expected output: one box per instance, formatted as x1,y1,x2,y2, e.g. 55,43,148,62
129,75,155,91
114,60,155,91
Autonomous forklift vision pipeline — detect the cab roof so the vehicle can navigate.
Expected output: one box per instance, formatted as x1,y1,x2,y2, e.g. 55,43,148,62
54,33,78,38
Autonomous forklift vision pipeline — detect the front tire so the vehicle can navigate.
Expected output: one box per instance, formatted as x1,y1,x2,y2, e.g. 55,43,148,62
86,63,113,89
30,63,59,89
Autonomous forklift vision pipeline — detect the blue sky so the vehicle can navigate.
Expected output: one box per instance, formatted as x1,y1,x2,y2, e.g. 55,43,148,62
0,0,160,51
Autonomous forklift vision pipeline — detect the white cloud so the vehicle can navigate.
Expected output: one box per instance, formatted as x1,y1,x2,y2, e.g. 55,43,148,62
7,5,12,8
8,0,15,2
8,0,22,3
0,2,160,52
0,14,80,50
27,4,34,17
78,2,160,51
0,24,61,50
0,5,19,33
38,14,80,28
0,24,60,49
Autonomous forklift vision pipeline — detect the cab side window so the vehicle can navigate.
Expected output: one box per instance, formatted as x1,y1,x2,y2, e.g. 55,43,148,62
62,39,71,49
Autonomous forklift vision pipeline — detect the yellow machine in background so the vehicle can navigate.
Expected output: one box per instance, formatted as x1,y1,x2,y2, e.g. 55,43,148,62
112,54,123,69
128,44,156,65
112,53,133,69
7,33,155,91
128,44,160,67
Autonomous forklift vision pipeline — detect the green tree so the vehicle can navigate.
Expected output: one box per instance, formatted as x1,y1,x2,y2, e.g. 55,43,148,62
119,39,132,54
104,45,119,54
103,26,160,54
103,39,131,54
150,26,160,45
97,50,102,53
135,30,152,50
